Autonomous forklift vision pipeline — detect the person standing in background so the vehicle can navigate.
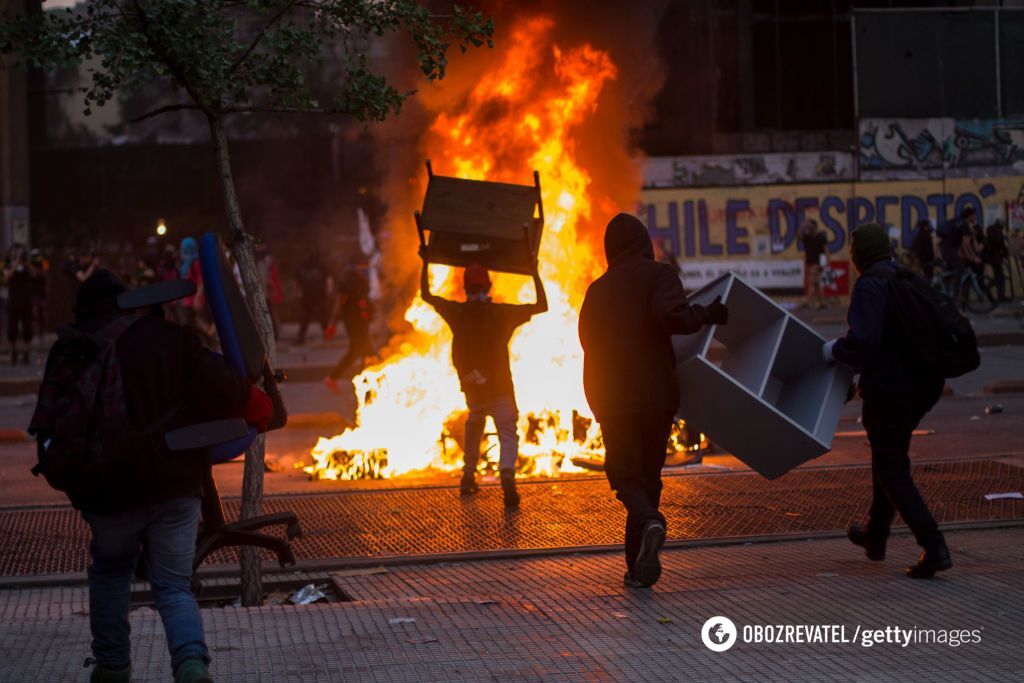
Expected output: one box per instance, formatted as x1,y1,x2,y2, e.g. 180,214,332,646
322,263,374,395
30,249,48,345
257,244,282,341
4,246,34,364
909,219,937,282
296,251,328,346
984,221,1010,302
799,219,828,309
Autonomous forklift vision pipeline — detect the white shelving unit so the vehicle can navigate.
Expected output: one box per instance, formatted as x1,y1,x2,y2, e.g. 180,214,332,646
673,272,854,479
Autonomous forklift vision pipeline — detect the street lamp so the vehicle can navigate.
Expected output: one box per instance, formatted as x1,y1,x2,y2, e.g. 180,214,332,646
156,219,168,236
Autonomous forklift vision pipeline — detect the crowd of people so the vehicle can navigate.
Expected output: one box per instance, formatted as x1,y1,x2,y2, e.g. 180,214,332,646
799,210,1022,309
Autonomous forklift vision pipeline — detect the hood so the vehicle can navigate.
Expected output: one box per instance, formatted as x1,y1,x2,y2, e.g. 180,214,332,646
74,269,129,321
604,213,654,267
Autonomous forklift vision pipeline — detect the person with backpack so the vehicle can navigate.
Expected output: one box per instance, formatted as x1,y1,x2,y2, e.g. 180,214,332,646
579,213,727,588
28,269,272,683
419,245,547,507
823,222,978,579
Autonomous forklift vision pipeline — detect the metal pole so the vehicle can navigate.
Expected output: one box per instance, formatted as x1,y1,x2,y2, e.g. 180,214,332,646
849,12,859,121
994,8,1002,118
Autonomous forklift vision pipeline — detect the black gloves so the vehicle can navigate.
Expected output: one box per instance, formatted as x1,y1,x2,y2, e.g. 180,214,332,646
704,295,729,325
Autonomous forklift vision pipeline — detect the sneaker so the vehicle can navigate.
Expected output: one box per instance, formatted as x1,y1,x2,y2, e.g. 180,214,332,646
175,658,214,683
459,470,478,495
89,663,131,683
847,523,886,561
632,520,666,587
322,376,340,395
906,543,953,579
623,571,644,588
500,468,520,508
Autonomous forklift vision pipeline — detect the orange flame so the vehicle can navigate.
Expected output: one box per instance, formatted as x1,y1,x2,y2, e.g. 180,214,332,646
306,17,628,480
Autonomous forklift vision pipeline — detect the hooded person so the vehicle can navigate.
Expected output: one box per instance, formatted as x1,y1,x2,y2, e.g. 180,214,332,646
418,247,547,507
578,213,727,588
823,223,952,579
30,269,271,683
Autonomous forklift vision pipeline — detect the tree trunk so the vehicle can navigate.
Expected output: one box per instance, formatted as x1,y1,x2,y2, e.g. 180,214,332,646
209,114,277,607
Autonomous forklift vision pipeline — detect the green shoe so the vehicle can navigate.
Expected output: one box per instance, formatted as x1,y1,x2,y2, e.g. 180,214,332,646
174,658,213,683
89,664,131,683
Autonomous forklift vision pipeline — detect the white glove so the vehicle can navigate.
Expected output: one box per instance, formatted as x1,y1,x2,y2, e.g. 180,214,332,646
822,339,837,363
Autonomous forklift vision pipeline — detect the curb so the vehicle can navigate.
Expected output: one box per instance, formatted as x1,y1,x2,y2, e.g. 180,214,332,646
0,412,343,439
984,380,1024,395
0,429,28,443
1,518,1020,590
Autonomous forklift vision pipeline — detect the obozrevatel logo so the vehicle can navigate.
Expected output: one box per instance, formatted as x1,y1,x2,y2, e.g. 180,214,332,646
701,616,738,652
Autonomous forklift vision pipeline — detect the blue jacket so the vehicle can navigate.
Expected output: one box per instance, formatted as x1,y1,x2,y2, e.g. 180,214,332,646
832,260,938,399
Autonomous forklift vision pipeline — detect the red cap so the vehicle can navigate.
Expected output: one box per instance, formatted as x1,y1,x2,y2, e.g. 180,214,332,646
463,263,491,293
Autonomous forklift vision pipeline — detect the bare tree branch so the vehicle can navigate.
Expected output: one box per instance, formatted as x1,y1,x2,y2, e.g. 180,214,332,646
229,1,299,74
128,103,200,122
128,0,209,115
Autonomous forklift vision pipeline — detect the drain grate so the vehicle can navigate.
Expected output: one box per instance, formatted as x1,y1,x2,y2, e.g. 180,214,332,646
1,460,1021,577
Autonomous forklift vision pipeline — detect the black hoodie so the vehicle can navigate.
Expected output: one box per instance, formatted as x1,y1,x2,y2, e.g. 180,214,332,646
578,214,711,421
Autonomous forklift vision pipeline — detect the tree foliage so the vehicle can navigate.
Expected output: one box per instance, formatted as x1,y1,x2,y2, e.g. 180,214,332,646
1,0,494,121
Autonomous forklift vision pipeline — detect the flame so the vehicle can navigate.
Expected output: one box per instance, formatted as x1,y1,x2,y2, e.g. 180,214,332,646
305,17,671,481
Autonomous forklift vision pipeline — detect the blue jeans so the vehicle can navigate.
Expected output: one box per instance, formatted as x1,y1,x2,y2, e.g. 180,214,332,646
82,496,207,671
464,393,519,471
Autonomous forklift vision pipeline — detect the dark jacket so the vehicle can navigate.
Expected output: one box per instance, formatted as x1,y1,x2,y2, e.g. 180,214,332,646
47,271,252,514
579,214,711,421
832,260,942,400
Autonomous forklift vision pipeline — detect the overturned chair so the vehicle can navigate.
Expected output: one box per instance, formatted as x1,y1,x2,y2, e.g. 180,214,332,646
414,159,544,275
122,234,301,591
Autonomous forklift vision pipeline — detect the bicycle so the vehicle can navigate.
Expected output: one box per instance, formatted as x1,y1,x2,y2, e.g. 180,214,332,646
931,259,998,314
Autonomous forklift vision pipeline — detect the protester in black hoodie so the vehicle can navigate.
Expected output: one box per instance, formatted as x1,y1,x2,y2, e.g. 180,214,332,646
32,270,267,683
579,213,727,588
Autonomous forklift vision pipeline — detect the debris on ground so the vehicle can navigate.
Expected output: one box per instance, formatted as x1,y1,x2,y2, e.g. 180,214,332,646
984,491,1023,501
289,583,328,605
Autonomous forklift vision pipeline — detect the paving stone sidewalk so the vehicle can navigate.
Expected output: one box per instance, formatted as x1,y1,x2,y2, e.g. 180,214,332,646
3,459,1022,577
1,527,1021,682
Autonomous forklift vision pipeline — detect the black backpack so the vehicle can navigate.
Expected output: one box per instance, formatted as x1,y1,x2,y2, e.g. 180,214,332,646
28,315,141,502
871,265,980,379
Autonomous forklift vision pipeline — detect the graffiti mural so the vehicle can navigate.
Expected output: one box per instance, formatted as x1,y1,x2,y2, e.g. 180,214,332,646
860,118,1024,178
644,151,855,188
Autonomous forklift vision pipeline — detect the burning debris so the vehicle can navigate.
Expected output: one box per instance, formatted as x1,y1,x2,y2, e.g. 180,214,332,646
304,15,697,482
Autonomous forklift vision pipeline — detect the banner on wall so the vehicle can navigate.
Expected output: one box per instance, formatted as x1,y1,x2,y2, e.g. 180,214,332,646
639,176,1024,291
677,259,803,290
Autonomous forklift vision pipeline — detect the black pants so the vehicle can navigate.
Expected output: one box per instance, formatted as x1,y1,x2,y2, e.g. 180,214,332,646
328,321,373,380
297,296,326,344
7,301,31,344
599,411,674,570
861,384,944,551
989,257,1007,299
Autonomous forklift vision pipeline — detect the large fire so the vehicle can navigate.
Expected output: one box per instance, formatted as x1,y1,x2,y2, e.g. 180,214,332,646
305,17,695,481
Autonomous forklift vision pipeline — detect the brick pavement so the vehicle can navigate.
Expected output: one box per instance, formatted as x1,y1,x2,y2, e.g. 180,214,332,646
2,459,1021,577
0,527,1021,682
